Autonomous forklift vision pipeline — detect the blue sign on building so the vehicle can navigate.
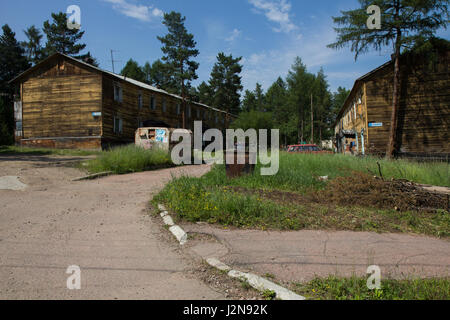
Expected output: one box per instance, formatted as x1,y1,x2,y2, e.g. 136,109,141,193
369,122,383,128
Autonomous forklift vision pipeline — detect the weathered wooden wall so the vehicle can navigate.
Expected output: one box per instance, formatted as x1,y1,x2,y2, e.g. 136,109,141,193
15,54,229,149
366,50,450,157
20,56,102,149
101,74,227,146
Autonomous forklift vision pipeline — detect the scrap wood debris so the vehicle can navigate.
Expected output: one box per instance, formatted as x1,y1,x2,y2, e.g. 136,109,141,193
314,172,449,212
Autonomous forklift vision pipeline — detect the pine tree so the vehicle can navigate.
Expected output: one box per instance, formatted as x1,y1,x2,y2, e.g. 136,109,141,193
254,83,266,112
0,25,29,145
142,62,152,84
121,59,146,82
43,12,86,57
197,81,213,106
157,11,199,128
286,57,315,143
331,87,350,120
241,90,257,112
328,0,449,158
80,51,99,67
22,25,43,65
0,25,30,94
149,59,173,90
208,52,243,115
312,68,332,142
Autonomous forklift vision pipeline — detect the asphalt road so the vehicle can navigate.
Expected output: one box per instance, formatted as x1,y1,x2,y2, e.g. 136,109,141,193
0,155,223,299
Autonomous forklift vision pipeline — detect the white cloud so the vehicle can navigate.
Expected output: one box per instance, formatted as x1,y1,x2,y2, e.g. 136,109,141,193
225,29,242,43
240,24,347,91
103,0,163,22
248,0,297,33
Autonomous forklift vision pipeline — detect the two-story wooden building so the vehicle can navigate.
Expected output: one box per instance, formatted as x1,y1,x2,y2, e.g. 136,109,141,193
335,43,449,159
10,52,230,150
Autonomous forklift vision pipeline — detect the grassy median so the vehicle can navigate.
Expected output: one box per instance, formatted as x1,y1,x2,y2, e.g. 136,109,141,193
154,153,449,237
85,145,174,174
293,276,450,300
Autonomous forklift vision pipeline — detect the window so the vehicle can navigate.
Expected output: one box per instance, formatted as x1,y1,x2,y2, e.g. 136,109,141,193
162,97,167,113
113,116,123,134
176,103,181,115
138,93,143,109
114,83,123,103
187,105,191,118
196,108,200,119
15,121,22,137
150,96,156,110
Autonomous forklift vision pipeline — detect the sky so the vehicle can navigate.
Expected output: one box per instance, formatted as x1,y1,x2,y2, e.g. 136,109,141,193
1,0,449,93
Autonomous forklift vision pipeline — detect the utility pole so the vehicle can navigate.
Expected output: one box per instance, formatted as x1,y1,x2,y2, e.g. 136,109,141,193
311,94,314,144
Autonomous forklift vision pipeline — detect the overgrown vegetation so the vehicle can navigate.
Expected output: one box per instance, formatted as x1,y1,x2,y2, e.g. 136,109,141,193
85,145,173,174
154,153,449,237
293,276,450,300
199,153,449,192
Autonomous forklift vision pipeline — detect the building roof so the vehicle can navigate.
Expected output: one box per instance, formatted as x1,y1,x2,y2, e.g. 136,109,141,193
9,52,230,115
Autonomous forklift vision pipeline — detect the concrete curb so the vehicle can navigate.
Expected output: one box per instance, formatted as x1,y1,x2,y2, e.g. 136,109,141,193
156,204,305,300
157,204,187,246
72,171,113,181
206,259,306,301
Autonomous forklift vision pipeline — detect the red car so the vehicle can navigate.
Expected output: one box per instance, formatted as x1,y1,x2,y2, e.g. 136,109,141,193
287,144,332,154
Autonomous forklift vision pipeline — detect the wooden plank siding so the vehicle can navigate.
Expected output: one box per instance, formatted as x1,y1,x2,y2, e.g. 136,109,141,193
12,53,229,150
336,48,449,159
365,51,450,156
19,56,103,149
100,74,227,146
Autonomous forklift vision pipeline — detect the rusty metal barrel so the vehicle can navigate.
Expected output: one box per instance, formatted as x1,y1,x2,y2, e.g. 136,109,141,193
225,148,256,178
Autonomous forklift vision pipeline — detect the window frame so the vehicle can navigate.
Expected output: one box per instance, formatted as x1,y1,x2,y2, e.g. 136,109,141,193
150,95,156,110
113,116,123,135
113,82,123,103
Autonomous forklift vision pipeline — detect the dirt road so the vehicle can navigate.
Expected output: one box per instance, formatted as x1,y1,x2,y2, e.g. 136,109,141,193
0,154,224,299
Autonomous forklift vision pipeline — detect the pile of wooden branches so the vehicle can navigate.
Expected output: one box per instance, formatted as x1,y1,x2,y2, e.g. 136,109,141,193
314,171,449,212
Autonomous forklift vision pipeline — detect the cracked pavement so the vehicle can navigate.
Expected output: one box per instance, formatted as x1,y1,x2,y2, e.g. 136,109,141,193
182,224,450,284
0,154,224,299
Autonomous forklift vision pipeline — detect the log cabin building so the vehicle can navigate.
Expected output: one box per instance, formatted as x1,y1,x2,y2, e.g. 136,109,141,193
335,43,449,160
10,52,231,150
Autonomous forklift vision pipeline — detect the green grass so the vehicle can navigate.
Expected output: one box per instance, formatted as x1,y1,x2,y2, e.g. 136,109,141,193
0,145,101,156
153,176,450,236
202,153,449,193
154,152,449,236
85,144,174,174
293,276,450,300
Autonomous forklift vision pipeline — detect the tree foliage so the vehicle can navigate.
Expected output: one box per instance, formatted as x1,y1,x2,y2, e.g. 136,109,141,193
157,11,199,96
208,52,243,115
328,0,449,157
43,12,86,57
121,59,146,83
22,25,43,65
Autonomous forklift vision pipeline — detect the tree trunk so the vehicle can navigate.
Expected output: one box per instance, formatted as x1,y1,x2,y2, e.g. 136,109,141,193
180,60,186,129
386,26,402,159
298,104,302,144
310,94,314,144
